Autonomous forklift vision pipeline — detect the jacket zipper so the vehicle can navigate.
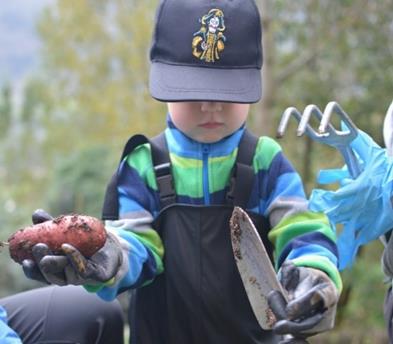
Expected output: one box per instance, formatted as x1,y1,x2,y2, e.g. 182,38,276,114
202,144,210,205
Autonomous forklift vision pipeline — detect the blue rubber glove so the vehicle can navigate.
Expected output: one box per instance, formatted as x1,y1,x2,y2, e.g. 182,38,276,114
309,129,393,270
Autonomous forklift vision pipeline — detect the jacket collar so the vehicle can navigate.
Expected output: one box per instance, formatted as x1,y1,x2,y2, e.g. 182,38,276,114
165,113,246,158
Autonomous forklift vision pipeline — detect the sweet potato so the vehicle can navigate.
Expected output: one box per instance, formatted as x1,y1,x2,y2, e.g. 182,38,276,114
8,214,107,264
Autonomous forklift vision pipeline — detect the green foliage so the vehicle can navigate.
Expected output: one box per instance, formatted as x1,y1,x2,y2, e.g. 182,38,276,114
252,0,393,192
20,78,53,125
36,0,165,150
46,145,112,217
0,84,12,137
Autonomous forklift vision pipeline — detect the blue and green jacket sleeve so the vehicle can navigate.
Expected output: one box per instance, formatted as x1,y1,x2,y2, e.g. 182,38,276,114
257,137,342,293
94,142,165,301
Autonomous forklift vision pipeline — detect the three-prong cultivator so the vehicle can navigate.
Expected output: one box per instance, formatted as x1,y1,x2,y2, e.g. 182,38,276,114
276,101,362,179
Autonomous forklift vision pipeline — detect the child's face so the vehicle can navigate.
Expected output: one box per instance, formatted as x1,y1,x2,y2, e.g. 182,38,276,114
168,102,250,143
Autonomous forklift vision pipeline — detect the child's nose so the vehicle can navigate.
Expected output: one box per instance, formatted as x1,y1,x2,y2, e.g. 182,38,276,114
201,102,223,112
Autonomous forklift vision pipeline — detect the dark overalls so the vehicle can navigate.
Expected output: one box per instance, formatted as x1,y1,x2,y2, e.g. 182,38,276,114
102,130,282,344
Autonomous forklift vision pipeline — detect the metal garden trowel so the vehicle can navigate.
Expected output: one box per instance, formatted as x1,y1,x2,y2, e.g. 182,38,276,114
230,206,309,344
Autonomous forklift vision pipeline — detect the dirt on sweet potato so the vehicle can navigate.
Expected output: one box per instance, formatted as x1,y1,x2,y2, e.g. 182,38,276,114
8,214,107,264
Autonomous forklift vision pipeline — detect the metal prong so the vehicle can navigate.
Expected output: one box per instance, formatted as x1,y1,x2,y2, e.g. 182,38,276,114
298,104,323,137
276,107,302,138
322,101,358,139
276,101,362,179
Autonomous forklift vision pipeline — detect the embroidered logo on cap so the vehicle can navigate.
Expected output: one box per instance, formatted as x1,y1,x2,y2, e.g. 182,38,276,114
192,9,226,63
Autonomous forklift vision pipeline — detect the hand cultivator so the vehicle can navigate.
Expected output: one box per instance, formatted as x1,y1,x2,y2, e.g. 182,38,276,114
276,101,362,179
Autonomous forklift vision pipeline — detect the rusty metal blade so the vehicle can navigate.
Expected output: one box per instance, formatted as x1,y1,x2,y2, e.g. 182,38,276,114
230,206,288,330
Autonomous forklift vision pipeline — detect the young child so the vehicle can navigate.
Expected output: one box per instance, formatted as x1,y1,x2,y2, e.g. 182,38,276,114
22,0,342,342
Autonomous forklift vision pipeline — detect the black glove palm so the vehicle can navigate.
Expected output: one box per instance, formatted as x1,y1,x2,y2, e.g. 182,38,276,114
38,232,123,286
267,261,339,338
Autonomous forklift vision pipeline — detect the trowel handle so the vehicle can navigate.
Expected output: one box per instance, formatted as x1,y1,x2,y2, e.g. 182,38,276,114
268,291,310,344
268,290,287,320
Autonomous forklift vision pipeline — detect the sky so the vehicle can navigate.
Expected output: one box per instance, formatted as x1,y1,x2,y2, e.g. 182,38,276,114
0,0,55,86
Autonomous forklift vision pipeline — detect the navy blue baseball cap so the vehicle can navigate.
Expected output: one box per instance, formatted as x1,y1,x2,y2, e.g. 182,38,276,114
149,0,263,103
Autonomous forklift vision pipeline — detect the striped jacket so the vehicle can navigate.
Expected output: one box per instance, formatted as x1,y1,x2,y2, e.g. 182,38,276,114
94,116,342,301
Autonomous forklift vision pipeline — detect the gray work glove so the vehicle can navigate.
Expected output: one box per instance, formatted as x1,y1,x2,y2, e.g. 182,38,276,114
268,261,339,338
23,209,125,287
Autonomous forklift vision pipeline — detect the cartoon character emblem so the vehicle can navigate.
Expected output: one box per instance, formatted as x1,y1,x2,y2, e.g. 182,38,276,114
192,9,226,63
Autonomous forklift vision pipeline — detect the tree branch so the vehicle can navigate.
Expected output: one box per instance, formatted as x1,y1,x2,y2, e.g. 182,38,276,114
276,51,317,85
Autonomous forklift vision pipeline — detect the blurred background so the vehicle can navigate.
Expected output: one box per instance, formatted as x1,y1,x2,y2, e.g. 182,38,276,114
0,0,392,342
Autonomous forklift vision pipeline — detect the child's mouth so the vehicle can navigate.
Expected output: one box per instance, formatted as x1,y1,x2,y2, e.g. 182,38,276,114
200,122,223,129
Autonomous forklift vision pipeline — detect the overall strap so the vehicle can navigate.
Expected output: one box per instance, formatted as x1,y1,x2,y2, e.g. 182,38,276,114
226,129,259,208
150,132,176,208
102,135,150,220
101,133,175,220
150,130,259,209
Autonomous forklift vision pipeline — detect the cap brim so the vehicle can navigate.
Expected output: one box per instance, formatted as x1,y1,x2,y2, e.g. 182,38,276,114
149,62,261,103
